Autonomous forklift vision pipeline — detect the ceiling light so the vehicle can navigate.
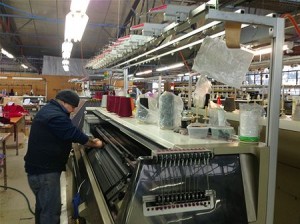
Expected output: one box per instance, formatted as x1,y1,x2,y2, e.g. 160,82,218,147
65,12,89,42
136,70,152,76
62,51,71,59
21,64,28,69
115,21,221,68
12,77,43,80
70,0,90,13
62,59,69,65
133,77,145,80
1,48,14,58
63,65,70,72
253,43,290,55
0,76,8,79
62,41,73,53
156,63,184,72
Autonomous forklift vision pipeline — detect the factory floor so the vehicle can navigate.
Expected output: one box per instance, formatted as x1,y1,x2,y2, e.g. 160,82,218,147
0,135,69,224
1,131,299,224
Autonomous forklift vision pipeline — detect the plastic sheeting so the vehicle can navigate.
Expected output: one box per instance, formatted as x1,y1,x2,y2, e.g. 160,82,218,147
42,55,92,76
192,37,254,89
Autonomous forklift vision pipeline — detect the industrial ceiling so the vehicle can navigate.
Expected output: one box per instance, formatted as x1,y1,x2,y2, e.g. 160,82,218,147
0,0,300,74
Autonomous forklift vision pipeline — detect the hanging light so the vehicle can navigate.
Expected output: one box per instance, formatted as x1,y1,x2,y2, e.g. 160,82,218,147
156,63,184,72
65,12,89,42
21,64,28,69
1,48,14,58
62,59,69,65
62,51,71,59
62,41,73,54
70,0,90,13
136,70,152,76
63,65,70,72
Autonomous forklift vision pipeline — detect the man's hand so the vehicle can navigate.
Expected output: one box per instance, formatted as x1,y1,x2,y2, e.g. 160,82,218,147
85,138,104,148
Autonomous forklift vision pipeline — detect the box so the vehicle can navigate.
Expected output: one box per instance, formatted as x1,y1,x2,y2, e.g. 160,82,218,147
210,126,234,140
187,123,209,139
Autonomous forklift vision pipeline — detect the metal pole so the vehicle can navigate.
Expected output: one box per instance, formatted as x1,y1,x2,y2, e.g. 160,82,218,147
188,74,192,109
266,17,285,224
123,68,128,94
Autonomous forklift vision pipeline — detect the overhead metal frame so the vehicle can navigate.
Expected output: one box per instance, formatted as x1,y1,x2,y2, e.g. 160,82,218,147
117,9,284,224
189,10,285,224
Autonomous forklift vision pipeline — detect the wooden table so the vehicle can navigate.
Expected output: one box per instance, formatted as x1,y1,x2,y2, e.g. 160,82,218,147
0,116,25,155
9,116,25,156
0,132,11,190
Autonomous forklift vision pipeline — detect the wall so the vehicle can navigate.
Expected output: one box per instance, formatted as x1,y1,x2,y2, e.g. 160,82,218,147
0,73,82,101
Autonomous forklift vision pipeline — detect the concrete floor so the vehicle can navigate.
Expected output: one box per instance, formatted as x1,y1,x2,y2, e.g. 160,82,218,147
0,137,69,224
1,131,299,224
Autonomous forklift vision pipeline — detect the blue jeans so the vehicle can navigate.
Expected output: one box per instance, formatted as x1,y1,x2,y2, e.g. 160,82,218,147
27,172,61,224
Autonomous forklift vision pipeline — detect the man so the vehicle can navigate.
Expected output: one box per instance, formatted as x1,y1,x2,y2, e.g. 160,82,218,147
24,89,103,224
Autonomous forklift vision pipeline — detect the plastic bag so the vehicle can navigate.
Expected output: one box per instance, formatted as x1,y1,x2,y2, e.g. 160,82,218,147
159,91,183,129
192,37,254,89
192,74,211,108
239,103,264,142
135,94,159,124
209,108,227,127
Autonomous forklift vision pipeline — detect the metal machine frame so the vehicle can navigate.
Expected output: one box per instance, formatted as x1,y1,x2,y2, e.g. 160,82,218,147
71,8,284,224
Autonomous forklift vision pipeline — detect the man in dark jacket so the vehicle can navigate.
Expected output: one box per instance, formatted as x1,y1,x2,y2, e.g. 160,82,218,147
24,89,103,224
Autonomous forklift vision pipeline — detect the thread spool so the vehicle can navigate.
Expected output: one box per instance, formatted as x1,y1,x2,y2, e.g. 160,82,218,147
118,97,132,117
113,96,121,113
101,95,107,108
107,95,115,112
95,91,103,100
224,97,236,112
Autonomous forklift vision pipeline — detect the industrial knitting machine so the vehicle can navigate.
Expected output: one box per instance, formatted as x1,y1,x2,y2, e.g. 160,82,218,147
69,110,269,224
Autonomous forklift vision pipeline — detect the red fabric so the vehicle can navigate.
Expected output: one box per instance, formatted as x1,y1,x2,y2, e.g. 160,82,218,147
3,104,29,118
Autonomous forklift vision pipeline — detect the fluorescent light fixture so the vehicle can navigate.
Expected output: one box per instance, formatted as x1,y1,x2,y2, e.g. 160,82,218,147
65,12,89,42
63,65,70,72
62,51,71,59
0,76,8,79
253,44,290,55
136,70,152,76
62,59,69,65
113,9,242,69
128,74,134,77
62,41,73,53
21,64,28,69
70,0,90,13
133,77,145,80
177,74,184,77
156,63,184,72
1,48,14,58
115,21,221,68
12,77,43,80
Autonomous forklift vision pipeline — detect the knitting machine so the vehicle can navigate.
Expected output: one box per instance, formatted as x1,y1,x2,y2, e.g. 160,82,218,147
70,110,269,224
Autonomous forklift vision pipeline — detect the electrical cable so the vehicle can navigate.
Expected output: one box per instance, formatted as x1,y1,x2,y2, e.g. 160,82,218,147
281,13,300,38
0,185,35,215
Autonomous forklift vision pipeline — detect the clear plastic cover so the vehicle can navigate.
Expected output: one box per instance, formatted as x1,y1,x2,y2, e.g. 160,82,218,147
192,74,211,108
159,91,183,129
209,108,227,127
117,154,249,224
135,94,159,124
192,37,254,89
239,103,263,142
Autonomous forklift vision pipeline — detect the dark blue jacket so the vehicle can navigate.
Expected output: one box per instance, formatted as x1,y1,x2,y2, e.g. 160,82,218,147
24,99,89,174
